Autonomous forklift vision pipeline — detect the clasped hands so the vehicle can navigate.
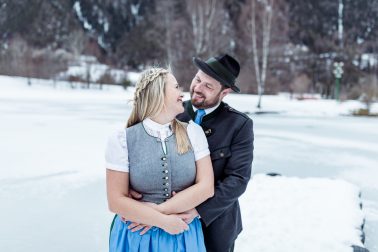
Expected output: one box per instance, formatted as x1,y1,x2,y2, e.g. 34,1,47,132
122,190,199,235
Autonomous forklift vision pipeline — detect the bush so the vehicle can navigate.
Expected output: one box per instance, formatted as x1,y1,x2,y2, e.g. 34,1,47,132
347,85,362,100
0,37,68,79
119,78,132,90
358,74,378,111
352,108,378,117
290,73,311,99
67,75,86,83
97,72,117,85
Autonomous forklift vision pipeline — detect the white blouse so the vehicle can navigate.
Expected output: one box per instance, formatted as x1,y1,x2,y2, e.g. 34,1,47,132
105,118,210,172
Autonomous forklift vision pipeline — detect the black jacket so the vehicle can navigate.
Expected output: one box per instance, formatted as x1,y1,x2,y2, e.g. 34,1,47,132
177,101,254,252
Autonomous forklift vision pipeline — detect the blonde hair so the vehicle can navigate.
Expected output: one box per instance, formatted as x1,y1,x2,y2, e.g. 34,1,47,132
127,67,192,154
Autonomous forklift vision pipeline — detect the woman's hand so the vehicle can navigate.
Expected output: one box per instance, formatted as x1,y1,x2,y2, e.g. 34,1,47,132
128,223,152,235
125,202,158,234
124,196,191,235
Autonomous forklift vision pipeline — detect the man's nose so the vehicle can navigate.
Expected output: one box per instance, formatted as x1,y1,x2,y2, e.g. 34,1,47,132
193,83,203,92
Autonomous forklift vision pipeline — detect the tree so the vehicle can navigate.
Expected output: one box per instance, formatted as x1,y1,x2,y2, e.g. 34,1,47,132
251,0,274,108
66,29,87,57
185,0,216,58
185,0,233,59
286,0,378,98
290,73,311,99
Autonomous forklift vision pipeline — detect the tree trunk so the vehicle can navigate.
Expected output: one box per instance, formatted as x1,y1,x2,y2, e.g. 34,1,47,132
251,0,274,109
187,0,216,57
163,0,173,65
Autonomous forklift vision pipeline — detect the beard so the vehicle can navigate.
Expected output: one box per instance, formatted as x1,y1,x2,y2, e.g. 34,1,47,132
190,89,222,109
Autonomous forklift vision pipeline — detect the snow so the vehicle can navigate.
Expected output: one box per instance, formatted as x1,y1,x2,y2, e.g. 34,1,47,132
97,35,109,52
131,3,141,16
0,75,375,252
73,1,93,31
57,56,131,84
223,92,378,116
237,174,364,252
357,37,365,45
361,54,378,68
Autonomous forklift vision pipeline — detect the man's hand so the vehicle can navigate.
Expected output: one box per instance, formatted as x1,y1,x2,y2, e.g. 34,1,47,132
122,190,197,235
160,214,189,235
176,208,199,224
121,188,143,223
128,189,142,200
170,191,199,224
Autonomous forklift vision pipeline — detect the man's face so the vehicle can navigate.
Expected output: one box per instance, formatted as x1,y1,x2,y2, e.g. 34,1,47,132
190,70,231,109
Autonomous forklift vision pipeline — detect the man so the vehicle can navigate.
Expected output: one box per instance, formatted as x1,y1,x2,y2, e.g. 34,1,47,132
126,54,253,252
176,54,254,252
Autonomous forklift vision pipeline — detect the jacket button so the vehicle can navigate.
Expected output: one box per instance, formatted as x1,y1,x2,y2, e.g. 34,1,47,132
220,152,224,157
163,176,168,180
164,188,168,191
163,183,169,186
164,194,169,197
161,156,167,161
162,170,169,173
162,163,168,167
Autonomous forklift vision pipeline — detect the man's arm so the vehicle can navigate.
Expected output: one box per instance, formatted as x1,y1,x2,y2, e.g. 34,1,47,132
106,169,189,234
156,155,214,214
196,118,254,227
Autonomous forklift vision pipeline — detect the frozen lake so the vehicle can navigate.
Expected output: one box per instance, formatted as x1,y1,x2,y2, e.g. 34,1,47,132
0,79,377,251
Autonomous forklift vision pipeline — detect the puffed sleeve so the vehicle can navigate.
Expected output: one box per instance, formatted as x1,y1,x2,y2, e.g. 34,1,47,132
105,129,129,172
187,121,210,161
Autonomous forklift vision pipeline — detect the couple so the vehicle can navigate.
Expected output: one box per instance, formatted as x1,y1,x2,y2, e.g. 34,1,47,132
106,54,254,252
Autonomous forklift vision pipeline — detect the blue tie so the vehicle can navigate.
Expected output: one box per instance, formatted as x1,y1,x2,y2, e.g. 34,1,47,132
194,109,206,124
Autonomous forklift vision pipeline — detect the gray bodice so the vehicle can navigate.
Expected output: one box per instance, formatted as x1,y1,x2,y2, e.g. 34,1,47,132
126,123,196,204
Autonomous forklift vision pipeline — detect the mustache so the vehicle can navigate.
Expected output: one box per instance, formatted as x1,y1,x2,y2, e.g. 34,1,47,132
191,90,205,97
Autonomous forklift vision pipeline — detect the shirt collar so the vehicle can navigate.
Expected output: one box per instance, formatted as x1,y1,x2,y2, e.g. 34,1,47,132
143,118,172,132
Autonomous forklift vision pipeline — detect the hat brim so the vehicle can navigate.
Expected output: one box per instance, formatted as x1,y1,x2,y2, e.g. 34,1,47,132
193,57,240,93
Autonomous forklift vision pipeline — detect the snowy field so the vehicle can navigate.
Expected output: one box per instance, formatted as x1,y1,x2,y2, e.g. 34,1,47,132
238,174,365,252
0,75,377,252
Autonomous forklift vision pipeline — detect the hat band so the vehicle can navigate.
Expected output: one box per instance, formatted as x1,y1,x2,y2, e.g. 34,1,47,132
206,58,235,86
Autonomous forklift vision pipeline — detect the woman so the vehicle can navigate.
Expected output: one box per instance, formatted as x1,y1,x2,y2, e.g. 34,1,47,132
106,67,214,251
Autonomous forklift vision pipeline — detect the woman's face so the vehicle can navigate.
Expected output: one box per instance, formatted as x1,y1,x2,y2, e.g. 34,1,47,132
164,73,184,116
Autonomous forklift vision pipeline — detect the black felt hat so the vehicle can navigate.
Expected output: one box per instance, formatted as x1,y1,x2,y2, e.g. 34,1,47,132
193,54,241,93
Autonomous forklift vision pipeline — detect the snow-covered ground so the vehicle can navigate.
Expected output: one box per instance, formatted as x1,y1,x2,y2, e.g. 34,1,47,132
58,55,130,84
0,75,376,251
238,174,365,252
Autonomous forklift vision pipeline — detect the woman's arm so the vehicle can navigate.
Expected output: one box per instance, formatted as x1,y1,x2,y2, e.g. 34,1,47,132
106,169,188,234
156,155,214,215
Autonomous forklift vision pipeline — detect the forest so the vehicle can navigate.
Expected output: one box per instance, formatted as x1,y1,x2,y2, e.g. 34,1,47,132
0,0,377,102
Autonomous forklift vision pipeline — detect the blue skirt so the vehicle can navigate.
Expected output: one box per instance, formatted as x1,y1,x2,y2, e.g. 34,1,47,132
109,215,206,252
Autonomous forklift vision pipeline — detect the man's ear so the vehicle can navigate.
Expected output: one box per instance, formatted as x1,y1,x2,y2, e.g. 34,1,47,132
220,88,232,98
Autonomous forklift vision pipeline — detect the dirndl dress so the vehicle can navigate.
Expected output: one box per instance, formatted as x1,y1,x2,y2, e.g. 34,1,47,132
109,215,206,252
